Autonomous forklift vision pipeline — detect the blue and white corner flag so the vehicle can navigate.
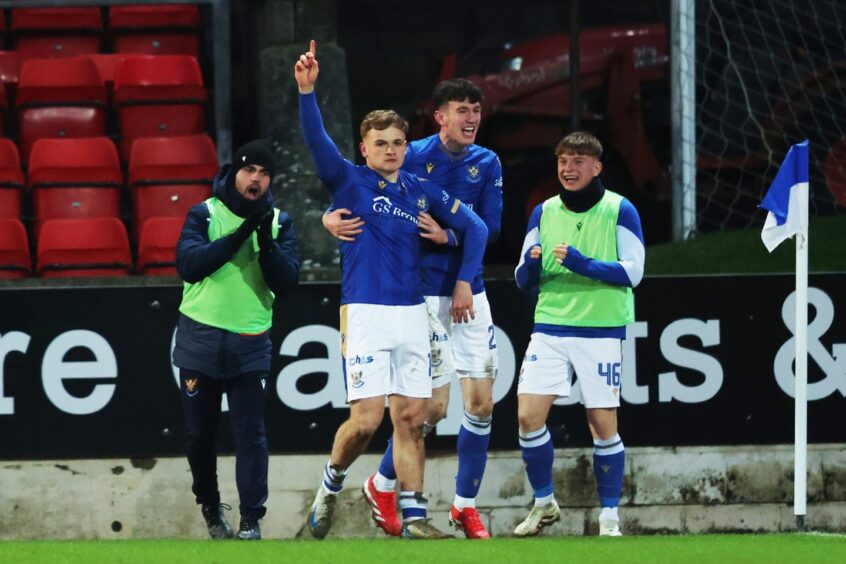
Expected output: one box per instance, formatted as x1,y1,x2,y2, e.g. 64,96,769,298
759,140,809,252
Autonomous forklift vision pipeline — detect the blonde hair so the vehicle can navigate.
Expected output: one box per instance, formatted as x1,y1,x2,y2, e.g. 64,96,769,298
360,110,409,139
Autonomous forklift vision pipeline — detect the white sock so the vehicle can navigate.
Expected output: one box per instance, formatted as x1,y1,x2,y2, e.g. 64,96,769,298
534,493,554,506
453,495,475,510
373,471,396,492
600,506,619,522
322,461,346,494
321,482,340,495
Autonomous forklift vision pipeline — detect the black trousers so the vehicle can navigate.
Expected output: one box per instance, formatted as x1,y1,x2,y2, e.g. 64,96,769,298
180,368,269,520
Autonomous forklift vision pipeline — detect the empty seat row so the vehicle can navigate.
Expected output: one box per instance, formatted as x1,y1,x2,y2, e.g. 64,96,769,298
1,55,205,160
0,134,217,240
1,5,201,59
0,215,184,278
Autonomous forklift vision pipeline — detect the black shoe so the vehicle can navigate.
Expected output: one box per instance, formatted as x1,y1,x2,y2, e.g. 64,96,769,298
201,503,235,540
237,517,261,540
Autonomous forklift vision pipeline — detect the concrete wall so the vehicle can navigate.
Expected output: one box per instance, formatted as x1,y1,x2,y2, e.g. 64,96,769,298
2,444,845,539
6,445,846,540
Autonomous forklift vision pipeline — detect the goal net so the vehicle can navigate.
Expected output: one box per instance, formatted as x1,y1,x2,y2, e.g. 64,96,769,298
694,0,846,231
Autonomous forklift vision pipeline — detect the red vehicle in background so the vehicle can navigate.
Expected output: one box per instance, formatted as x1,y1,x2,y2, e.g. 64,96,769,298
412,24,673,247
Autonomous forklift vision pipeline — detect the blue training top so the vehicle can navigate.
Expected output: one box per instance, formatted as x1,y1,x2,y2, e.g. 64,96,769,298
404,134,503,296
299,92,488,306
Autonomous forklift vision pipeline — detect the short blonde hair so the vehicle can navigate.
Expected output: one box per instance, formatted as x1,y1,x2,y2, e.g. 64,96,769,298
360,110,409,140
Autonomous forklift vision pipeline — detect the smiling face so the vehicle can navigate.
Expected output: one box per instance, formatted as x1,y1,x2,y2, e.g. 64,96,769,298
360,126,407,178
557,152,602,192
234,164,271,200
435,98,482,151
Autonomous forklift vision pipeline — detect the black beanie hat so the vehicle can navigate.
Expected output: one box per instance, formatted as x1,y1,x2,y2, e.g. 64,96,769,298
232,139,275,178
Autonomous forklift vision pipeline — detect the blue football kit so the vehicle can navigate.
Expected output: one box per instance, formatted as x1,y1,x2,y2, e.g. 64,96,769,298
299,92,488,306
404,134,503,296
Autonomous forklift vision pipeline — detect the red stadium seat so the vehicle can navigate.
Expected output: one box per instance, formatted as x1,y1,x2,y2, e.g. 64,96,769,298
0,50,21,88
37,217,131,278
11,8,103,61
113,55,206,160
0,139,24,220
28,138,122,238
0,218,31,279
84,54,129,100
0,51,20,134
16,58,107,163
137,216,184,276
128,134,217,239
109,5,200,57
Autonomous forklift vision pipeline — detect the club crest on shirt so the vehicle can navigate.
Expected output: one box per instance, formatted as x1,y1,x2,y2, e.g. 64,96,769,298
416,195,430,211
431,348,442,368
350,371,364,389
426,163,435,174
184,378,199,397
466,165,481,183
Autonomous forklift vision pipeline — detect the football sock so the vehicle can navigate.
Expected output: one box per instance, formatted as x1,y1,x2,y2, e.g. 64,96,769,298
455,412,492,500
599,506,619,522
373,471,395,492
593,434,625,508
453,494,475,510
520,425,554,505
399,491,427,521
377,438,397,481
322,461,346,494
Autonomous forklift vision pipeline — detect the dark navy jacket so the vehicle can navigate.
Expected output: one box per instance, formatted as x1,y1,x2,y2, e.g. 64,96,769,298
172,166,300,379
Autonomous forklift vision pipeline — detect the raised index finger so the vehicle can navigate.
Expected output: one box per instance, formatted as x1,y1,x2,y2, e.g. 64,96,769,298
309,39,316,56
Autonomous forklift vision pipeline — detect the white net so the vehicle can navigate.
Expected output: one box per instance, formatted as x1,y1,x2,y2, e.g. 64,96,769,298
694,0,846,231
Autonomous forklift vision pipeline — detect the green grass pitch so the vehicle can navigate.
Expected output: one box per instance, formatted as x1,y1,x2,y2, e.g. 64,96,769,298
2,534,845,564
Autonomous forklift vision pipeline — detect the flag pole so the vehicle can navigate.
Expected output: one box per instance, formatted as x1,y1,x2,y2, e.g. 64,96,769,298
758,140,810,531
794,180,809,532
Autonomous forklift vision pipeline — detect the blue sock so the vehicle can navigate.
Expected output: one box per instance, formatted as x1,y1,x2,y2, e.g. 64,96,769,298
593,434,625,507
455,412,492,499
519,426,554,500
378,438,397,480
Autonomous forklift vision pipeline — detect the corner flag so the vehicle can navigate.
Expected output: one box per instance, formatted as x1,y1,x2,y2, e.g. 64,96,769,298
760,140,809,252
759,141,811,531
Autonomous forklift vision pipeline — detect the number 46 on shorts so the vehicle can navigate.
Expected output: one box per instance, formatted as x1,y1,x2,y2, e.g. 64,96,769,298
598,362,621,387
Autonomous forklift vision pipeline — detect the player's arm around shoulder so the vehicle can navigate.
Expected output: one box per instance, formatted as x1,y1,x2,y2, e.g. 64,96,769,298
422,181,488,247
322,207,364,242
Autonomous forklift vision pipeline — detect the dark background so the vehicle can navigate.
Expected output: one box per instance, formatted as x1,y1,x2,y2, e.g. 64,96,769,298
334,0,673,261
2,275,844,460
228,0,674,265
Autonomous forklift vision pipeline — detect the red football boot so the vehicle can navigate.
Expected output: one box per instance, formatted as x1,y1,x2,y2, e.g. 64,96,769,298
362,473,401,536
449,505,491,539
